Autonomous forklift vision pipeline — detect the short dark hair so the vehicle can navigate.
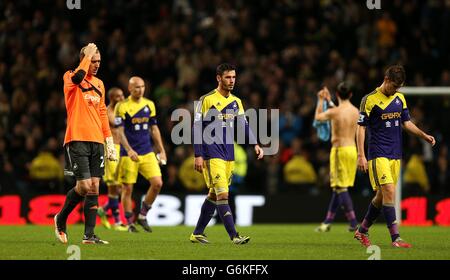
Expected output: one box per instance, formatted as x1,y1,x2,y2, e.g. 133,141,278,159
216,63,236,76
336,81,352,100
385,65,406,86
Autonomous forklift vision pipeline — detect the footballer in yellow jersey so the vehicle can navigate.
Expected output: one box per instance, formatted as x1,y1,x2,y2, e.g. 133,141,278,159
116,76,166,233
190,63,263,245
355,65,435,248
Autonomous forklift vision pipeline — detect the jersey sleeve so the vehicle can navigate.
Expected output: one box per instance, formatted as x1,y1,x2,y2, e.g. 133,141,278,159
193,97,208,157
358,94,373,126
397,93,411,123
236,98,245,115
63,57,91,93
148,100,158,126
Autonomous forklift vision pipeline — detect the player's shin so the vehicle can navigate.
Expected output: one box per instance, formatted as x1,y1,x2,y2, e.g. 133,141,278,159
193,198,217,235
359,201,381,233
84,194,99,237
216,199,238,239
138,201,151,219
58,187,84,224
338,190,358,228
382,203,400,242
323,190,340,224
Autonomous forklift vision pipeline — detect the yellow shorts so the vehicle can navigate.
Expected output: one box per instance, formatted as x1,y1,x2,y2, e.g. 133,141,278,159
118,152,162,184
202,158,234,195
103,144,121,186
330,146,357,188
368,157,401,191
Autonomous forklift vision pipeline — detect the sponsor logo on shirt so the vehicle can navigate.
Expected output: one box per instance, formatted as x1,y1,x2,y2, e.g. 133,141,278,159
84,94,101,105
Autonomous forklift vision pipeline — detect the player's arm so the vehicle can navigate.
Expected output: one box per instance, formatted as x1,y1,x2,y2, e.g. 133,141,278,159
147,101,166,164
117,126,138,162
193,100,205,173
403,121,436,146
398,94,435,146
314,88,335,121
236,99,263,160
64,43,97,90
356,125,368,172
150,124,166,164
114,103,139,162
106,106,116,128
357,96,370,173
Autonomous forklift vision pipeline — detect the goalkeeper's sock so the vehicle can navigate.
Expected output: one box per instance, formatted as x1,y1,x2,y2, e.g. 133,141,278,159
193,198,216,235
323,191,340,224
382,204,400,242
59,187,84,224
338,190,358,228
359,202,381,234
216,200,237,240
84,194,98,237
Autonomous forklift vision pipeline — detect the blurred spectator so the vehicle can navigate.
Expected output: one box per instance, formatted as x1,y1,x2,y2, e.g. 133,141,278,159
178,154,205,192
403,154,431,196
29,148,64,193
282,138,317,194
0,0,448,196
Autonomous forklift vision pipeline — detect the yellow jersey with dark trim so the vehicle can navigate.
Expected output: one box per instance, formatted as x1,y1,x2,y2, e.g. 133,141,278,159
358,88,410,160
115,97,157,156
194,89,245,161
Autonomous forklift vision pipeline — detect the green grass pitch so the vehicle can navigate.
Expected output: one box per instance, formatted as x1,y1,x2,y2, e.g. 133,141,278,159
1,224,449,260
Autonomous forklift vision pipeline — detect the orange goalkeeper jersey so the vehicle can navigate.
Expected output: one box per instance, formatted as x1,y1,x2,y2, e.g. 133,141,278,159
63,57,111,145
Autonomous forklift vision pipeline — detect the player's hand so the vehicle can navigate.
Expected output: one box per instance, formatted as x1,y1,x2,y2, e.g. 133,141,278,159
84,43,97,59
357,155,368,173
105,137,117,161
424,134,436,146
255,145,264,160
194,157,204,173
323,87,331,102
157,151,167,165
127,149,139,162
317,89,325,99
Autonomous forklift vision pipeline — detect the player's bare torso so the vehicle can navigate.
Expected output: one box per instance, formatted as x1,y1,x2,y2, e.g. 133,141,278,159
330,102,359,147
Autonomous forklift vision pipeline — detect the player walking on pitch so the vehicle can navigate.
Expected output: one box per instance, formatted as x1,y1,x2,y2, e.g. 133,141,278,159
354,65,435,248
190,63,264,245
97,87,128,231
54,43,117,244
116,76,166,233
314,83,359,233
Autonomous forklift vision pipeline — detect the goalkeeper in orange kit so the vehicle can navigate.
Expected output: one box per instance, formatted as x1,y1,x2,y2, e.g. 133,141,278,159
54,43,117,245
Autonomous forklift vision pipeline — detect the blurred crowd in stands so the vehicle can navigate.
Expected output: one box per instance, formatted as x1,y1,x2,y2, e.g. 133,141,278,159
0,0,449,197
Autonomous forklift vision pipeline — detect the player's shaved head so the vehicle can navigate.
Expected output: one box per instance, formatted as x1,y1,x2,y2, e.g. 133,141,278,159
128,76,146,100
108,87,122,99
108,87,124,105
129,76,145,86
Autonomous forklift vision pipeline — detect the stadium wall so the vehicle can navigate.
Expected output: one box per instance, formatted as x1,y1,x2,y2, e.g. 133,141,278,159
0,194,449,226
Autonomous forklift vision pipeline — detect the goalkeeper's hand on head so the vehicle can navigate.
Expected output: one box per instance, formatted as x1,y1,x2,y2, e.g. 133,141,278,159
105,136,117,161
